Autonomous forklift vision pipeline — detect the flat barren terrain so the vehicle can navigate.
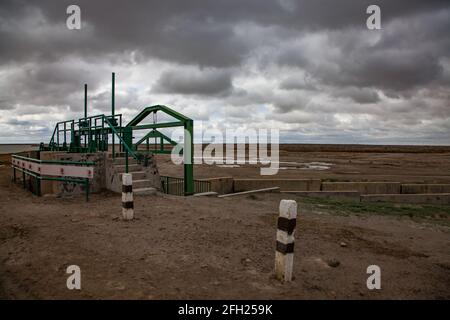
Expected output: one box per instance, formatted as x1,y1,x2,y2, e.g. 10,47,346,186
158,144,450,183
0,145,449,299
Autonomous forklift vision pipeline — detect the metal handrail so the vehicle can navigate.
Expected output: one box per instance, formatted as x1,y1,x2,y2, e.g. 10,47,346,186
103,115,138,160
12,154,95,166
11,156,92,201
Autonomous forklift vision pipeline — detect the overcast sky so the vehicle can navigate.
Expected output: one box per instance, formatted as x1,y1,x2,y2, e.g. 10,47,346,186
0,0,449,144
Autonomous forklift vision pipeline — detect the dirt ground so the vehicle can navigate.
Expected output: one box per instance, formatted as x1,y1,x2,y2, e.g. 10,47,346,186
157,145,450,183
0,146,450,299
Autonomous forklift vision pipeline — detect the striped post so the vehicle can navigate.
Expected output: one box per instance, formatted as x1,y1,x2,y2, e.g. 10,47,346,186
122,173,134,220
274,200,297,282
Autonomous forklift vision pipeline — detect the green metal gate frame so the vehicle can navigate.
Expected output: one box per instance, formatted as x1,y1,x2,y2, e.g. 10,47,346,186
40,73,195,196
126,105,194,195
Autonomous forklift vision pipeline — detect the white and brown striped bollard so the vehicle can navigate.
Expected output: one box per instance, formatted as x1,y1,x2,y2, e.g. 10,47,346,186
274,199,297,282
122,173,134,220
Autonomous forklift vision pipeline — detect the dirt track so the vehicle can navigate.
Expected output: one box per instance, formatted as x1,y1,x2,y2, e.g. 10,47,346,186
0,157,449,299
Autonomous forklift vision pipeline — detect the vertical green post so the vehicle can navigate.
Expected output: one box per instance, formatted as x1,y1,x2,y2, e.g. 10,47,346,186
166,176,169,194
125,149,129,173
112,72,115,159
63,122,67,146
56,124,59,148
85,178,89,202
122,126,132,173
37,176,41,196
84,84,87,118
34,177,39,196
119,116,123,152
184,119,194,195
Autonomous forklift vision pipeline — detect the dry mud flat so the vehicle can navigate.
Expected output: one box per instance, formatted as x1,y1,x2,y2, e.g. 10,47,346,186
157,145,450,183
0,164,449,299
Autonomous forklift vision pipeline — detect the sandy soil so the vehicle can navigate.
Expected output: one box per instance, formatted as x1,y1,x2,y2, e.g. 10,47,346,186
0,154,449,299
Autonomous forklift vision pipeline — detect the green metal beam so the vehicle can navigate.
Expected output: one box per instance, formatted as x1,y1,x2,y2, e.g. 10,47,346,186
131,121,183,131
135,129,178,147
126,105,191,127
84,84,87,118
112,72,115,158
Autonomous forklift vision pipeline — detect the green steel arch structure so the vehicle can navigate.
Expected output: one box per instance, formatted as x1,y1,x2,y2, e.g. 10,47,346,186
40,73,194,195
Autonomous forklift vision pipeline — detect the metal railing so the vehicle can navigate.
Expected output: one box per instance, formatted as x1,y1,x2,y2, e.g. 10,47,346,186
161,176,211,196
195,179,212,194
11,154,94,201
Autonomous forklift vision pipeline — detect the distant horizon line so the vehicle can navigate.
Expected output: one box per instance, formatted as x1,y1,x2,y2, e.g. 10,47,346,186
1,142,450,147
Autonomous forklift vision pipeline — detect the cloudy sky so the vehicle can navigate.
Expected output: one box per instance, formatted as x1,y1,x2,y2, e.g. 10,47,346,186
0,0,449,144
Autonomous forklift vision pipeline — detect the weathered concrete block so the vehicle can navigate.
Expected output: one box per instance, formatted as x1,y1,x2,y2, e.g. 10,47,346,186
202,176,233,194
38,151,106,197
361,193,450,204
321,182,401,194
233,179,321,192
401,184,450,194
218,187,280,198
282,191,361,202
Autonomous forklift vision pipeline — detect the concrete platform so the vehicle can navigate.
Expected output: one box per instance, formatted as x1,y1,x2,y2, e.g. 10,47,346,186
401,184,450,194
134,187,157,195
281,191,361,201
233,179,321,192
361,193,450,204
200,177,233,194
322,182,401,194
218,187,280,198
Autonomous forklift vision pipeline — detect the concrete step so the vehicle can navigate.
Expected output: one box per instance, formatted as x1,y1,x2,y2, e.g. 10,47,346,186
119,171,146,180
134,187,157,195
114,164,141,173
133,179,152,189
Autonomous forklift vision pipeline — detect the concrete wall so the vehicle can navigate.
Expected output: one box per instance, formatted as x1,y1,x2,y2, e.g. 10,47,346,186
401,184,450,194
54,152,106,196
36,152,107,197
39,151,66,195
233,179,321,192
282,191,361,201
321,182,401,194
202,177,234,194
361,194,450,204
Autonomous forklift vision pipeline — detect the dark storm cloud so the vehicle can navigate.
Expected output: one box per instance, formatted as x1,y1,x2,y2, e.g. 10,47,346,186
6,118,33,126
1,0,449,67
153,68,233,96
332,87,380,104
0,0,449,143
0,61,106,111
276,8,450,94
0,99,14,110
279,74,317,91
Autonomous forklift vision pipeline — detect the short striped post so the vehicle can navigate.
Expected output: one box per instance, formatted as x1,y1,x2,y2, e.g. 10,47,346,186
122,173,134,220
274,200,297,282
